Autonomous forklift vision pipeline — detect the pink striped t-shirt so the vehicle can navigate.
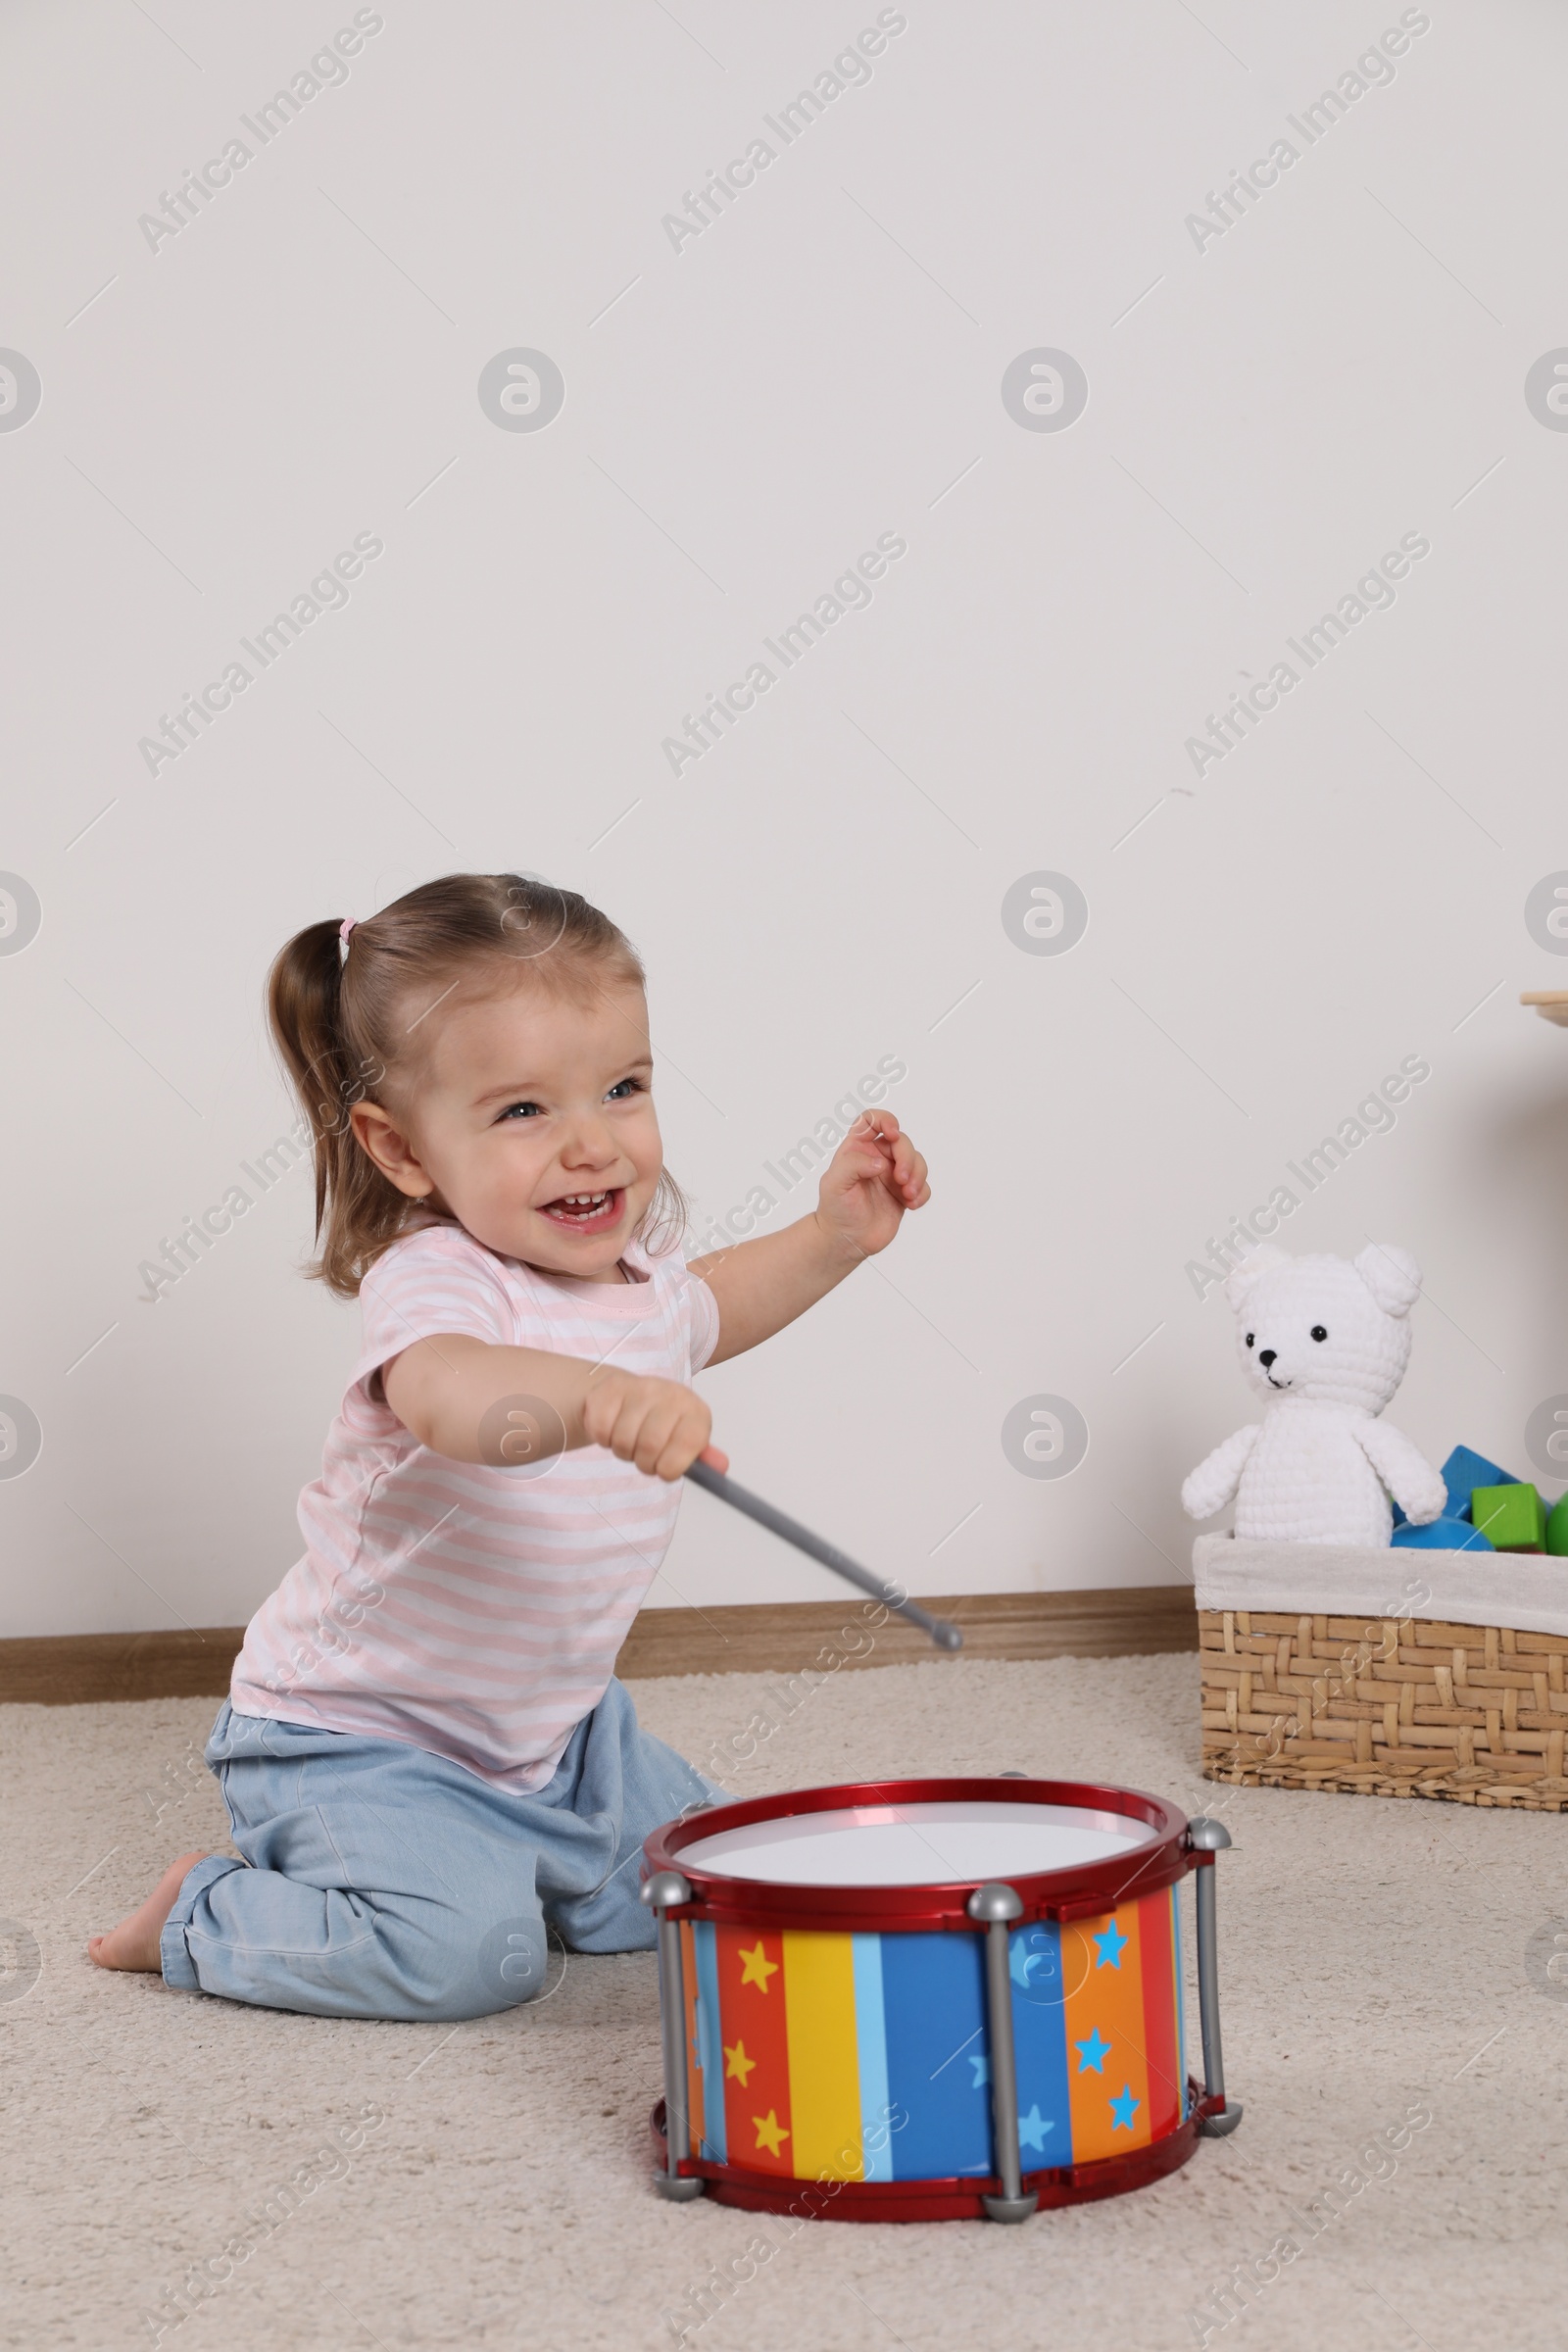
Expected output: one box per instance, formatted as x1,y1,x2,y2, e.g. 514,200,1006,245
230,1217,719,1790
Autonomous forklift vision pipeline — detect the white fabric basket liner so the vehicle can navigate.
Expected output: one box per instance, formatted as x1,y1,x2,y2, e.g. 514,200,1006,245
1194,1533,1568,1641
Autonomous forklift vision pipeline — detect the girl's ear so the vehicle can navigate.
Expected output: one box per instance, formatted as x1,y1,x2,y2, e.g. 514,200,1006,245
349,1100,435,1198
1223,1243,1289,1311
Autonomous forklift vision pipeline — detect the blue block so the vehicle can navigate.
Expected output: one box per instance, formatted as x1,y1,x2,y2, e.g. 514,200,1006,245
1441,1446,1521,1523
1392,1500,1406,1528
1392,1514,1495,1552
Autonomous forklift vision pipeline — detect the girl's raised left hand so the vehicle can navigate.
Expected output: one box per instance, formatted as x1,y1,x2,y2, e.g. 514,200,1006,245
813,1110,930,1265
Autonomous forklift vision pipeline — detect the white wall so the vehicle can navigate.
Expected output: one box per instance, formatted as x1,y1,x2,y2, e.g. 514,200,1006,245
5,0,1567,1639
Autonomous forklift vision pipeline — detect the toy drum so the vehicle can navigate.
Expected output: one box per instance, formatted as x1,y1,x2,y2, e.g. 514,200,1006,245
641,1778,1242,2223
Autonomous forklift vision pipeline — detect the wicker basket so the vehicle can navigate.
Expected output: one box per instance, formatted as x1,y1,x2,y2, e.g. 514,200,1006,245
1200,1604,1568,1810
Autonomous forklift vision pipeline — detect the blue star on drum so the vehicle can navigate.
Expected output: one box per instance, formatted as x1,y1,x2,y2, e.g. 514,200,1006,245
1009,1926,1062,2002
1094,1918,1129,1970
1074,2027,1111,2075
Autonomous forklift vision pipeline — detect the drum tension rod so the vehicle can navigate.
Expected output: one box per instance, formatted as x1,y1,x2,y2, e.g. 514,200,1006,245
641,1870,706,2200
967,1883,1039,2222
1187,1819,1244,2137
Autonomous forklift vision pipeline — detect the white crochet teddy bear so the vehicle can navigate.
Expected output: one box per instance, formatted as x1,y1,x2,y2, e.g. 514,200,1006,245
1182,1242,1446,1546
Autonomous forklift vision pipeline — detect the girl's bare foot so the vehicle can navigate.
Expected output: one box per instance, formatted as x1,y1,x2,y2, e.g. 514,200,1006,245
88,1852,206,1974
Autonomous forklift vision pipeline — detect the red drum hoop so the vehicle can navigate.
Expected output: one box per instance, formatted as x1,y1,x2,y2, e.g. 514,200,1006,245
649,2089,1217,2224
645,1775,1190,1936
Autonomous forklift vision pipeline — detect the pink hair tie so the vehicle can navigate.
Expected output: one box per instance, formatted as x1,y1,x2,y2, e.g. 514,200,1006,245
339,917,358,944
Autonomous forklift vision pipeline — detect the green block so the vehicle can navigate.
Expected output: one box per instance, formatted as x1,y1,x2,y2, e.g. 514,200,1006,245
1472,1482,1546,1551
1547,1494,1568,1556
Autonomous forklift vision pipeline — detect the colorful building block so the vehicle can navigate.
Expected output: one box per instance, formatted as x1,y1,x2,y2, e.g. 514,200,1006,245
1472,1483,1546,1552
1440,1445,1522,1523
1546,1494,1568,1556
1392,1515,1494,1552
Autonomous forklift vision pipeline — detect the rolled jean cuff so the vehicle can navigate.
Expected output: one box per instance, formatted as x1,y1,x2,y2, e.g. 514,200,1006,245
160,1855,246,1990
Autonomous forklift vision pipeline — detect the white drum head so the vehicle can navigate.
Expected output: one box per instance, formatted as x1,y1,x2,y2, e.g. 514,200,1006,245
679,1799,1157,1888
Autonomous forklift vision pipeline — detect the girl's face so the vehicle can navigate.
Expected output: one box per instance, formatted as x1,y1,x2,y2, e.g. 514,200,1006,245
353,974,664,1281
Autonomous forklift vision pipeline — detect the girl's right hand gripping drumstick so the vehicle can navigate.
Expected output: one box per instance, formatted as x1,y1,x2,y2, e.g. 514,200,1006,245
684,1459,963,1652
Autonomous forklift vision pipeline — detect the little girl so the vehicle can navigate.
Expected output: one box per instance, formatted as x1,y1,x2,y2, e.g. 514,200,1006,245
89,872,928,2020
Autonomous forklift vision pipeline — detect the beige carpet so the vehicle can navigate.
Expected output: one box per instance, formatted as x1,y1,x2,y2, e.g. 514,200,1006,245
4,1652,1566,2352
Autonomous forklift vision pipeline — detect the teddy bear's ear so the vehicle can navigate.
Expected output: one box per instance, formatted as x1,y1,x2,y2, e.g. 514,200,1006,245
1353,1241,1422,1317
1223,1244,1290,1308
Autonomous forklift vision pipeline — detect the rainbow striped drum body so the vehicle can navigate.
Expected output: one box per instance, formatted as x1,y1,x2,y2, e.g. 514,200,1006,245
678,1886,1187,2180
644,1779,1233,2223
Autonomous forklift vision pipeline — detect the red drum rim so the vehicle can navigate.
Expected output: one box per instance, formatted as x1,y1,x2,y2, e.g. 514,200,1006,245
649,2088,1213,2222
644,1776,1192,1933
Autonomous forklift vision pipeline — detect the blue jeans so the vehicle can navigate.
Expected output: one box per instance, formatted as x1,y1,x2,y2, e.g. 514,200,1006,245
161,1683,717,2021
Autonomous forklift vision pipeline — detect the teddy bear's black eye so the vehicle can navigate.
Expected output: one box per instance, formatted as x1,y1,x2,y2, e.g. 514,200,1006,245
1245,1333,1254,1348
1310,1325,1327,1342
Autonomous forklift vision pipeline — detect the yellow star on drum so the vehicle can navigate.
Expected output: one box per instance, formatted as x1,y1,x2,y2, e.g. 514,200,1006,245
752,2109,789,2157
723,2038,757,2083
738,1939,778,1991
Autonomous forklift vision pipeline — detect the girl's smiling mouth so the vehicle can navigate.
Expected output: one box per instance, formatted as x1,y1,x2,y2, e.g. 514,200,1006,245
537,1188,624,1236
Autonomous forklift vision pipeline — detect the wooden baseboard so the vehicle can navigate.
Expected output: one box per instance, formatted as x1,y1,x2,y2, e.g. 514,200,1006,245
618,1585,1198,1679
0,1587,1197,1706
0,1628,251,1706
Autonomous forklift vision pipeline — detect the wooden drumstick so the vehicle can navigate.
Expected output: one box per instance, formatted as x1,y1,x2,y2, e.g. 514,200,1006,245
684,1459,964,1651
